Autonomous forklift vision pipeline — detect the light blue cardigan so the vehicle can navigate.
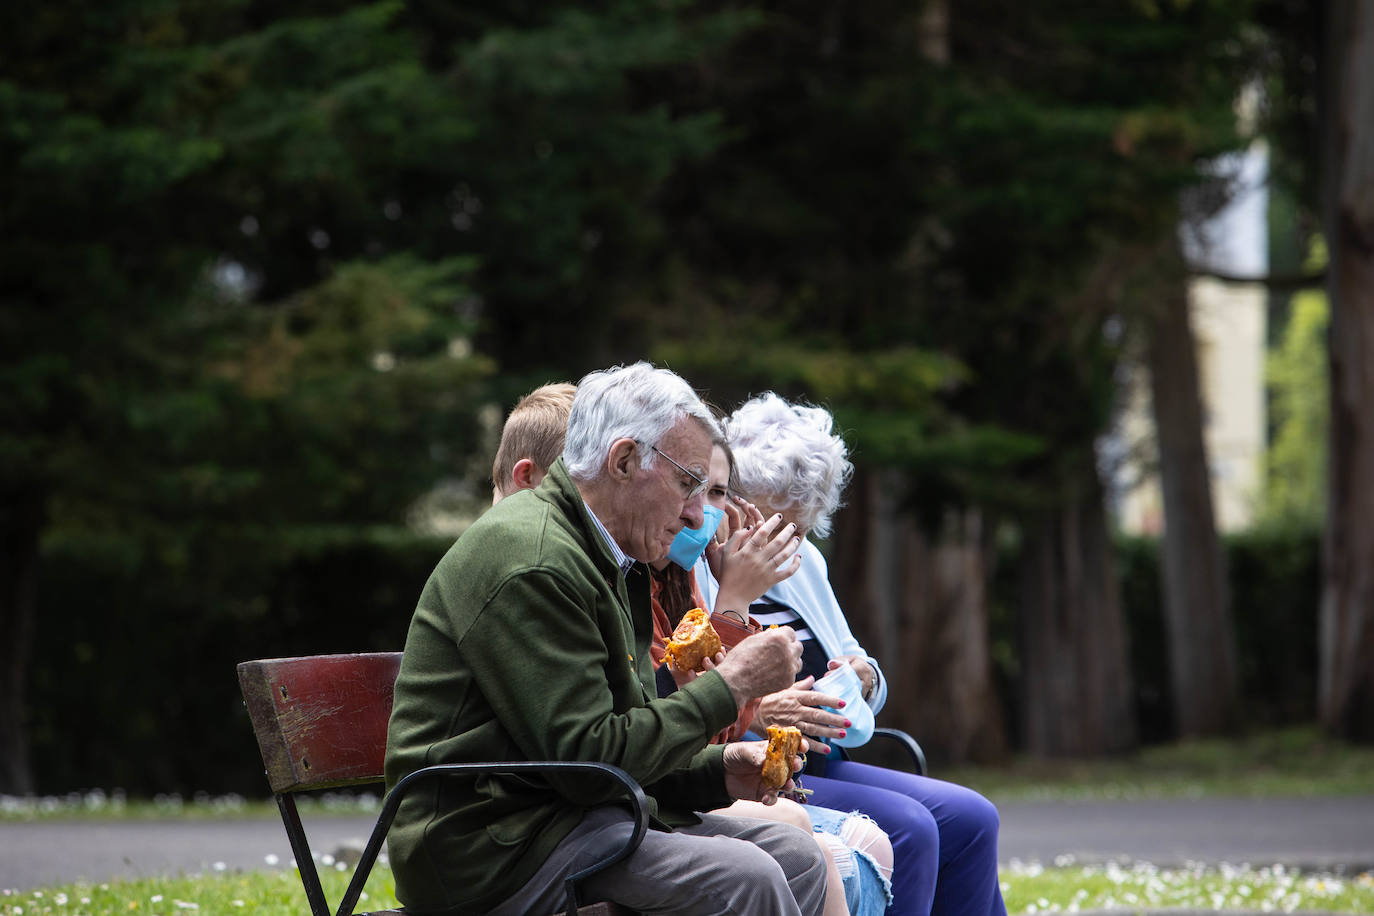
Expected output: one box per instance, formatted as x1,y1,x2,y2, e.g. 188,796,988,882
695,537,888,716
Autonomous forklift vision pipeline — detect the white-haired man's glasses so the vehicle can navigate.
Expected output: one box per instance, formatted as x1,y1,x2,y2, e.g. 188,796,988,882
645,443,709,501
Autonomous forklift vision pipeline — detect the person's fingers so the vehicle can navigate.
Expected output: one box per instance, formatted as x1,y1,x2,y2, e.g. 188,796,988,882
725,512,770,554
721,498,747,533
768,537,800,567
773,554,802,580
797,699,848,722
764,524,797,557
751,513,785,541
703,538,723,567
804,704,849,730
801,720,847,738
770,528,801,554
797,689,844,708
771,522,797,542
737,497,766,527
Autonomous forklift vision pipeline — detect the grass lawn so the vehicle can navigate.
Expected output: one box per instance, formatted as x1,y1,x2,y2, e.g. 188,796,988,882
1001,860,1374,914
0,864,398,915
4,859,1373,915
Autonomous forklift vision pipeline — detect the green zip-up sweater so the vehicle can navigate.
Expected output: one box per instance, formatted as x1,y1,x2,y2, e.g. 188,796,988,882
384,459,740,912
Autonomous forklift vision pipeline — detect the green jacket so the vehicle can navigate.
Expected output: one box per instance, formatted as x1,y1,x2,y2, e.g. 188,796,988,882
384,459,740,912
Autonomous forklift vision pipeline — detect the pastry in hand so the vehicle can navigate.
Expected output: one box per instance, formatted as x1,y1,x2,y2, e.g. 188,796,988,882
662,607,723,673
761,725,803,789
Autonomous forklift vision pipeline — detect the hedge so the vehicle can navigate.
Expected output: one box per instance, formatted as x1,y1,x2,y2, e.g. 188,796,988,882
1100,529,1319,744
28,527,454,796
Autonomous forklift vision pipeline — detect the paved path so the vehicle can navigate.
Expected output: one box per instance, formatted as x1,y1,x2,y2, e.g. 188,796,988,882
0,812,375,893
2,796,1372,893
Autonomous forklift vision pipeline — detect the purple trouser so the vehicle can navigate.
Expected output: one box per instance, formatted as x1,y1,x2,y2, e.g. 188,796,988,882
805,758,1006,916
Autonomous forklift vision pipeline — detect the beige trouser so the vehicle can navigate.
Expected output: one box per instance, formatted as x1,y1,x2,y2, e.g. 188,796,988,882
486,807,829,916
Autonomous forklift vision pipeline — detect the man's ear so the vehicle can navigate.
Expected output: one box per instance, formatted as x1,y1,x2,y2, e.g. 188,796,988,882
605,437,639,482
510,458,545,492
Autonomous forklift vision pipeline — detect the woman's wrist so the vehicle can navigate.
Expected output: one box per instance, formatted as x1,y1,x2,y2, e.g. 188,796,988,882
711,590,750,618
851,658,877,700
714,606,747,624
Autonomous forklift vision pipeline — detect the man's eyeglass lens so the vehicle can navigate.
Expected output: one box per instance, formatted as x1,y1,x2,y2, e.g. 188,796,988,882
649,444,708,500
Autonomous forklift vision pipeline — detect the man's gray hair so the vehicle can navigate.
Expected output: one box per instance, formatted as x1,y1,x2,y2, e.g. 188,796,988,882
726,392,853,538
563,362,720,481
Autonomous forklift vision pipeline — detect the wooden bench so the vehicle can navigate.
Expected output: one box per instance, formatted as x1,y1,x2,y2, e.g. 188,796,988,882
237,652,645,916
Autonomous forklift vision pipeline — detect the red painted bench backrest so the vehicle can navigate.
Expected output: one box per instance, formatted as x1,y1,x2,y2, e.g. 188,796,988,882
237,653,403,794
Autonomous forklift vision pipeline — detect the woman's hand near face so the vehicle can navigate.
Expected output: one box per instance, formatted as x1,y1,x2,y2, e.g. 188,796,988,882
705,493,763,579
706,502,803,615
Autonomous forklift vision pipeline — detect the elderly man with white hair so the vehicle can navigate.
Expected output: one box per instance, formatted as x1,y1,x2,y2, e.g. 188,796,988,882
385,362,828,916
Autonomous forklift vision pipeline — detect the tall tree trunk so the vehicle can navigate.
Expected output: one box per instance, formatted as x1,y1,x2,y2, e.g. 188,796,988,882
0,488,43,795
831,467,1007,764
1318,0,1374,741
828,0,997,763
1145,243,1239,737
1018,470,1136,756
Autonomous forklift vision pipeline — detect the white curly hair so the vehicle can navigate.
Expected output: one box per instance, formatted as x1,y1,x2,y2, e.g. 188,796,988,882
725,392,853,538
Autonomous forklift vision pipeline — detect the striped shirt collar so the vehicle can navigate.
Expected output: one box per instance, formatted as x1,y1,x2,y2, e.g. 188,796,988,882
584,504,636,577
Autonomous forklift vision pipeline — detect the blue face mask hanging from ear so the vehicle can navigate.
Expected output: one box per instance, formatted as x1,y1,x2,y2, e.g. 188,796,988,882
666,504,726,570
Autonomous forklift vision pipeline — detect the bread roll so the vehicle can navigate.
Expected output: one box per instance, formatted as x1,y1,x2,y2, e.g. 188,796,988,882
662,607,722,673
761,725,803,789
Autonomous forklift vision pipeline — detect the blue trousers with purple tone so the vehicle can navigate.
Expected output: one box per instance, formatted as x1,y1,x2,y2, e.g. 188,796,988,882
804,759,1005,916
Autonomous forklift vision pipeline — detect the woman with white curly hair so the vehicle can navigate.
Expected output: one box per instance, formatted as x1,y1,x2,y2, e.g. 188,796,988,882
697,391,1007,916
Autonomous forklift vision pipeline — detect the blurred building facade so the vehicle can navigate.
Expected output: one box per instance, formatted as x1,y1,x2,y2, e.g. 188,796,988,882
1110,141,1269,535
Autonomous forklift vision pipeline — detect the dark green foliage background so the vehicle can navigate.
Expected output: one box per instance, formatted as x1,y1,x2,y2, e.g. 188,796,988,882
31,529,451,796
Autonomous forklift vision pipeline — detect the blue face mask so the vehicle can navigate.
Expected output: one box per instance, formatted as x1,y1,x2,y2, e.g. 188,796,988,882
812,661,874,748
666,504,726,570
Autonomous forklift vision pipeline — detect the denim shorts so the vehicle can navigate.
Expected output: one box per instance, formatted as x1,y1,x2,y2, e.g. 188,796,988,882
806,804,894,915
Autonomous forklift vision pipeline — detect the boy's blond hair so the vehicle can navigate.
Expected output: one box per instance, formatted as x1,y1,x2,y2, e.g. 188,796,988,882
491,382,576,499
